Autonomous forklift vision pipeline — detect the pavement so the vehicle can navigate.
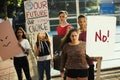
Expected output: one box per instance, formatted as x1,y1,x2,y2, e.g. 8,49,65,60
0,59,16,80
0,51,120,80
0,51,38,80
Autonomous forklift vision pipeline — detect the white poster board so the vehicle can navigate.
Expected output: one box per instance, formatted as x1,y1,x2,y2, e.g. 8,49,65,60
24,0,50,34
86,16,116,60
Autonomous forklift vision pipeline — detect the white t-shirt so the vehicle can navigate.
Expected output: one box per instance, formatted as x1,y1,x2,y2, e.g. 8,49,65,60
15,39,31,57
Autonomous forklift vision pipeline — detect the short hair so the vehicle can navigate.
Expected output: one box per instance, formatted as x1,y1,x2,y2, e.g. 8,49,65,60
78,15,86,19
58,10,68,16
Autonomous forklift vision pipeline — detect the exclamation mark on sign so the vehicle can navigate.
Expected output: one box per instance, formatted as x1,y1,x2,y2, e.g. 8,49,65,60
107,30,109,42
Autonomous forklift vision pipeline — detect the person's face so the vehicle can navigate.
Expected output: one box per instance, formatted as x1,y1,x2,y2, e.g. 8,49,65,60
17,30,23,38
38,32,46,40
59,13,67,23
78,17,87,29
70,31,79,43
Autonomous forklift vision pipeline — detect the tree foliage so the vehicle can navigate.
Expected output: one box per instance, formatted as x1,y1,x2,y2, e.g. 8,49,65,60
0,0,24,18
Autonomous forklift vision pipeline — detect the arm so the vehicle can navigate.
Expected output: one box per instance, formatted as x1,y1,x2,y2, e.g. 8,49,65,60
66,25,73,33
34,42,41,57
49,41,53,59
24,40,31,55
34,44,39,57
56,26,60,35
60,46,67,74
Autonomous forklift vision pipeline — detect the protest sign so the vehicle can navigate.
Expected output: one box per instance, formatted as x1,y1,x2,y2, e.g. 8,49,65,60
24,0,50,34
0,20,23,60
86,16,116,60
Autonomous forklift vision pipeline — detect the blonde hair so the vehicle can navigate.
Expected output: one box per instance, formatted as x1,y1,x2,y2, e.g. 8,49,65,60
36,32,50,41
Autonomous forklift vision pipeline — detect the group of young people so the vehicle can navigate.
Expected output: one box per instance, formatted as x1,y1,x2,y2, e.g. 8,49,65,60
56,10,96,80
13,10,97,80
14,27,52,80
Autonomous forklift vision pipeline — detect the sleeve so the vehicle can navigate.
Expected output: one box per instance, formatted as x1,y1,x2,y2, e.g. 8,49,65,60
82,41,91,61
81,41,86,57
56,26,60,35
24,39,31,49
60,45,67,72
67,24,73,28
82,41,86,54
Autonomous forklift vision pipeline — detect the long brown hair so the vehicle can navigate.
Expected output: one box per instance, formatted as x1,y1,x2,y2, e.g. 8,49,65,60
15,27,27,39
60,28,80,49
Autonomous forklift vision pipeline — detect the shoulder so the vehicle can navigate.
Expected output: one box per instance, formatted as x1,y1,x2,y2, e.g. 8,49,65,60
80,41,86,44
57,25,61,29
65,24,73,29
22,39,30,44
65,24,72,27
79,41,86,48
63,43,69,49
23,39,29,42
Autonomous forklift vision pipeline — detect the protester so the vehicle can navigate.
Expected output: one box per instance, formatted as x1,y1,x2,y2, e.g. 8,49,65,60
56,10,73,80
56,10,73,36
14,27,31,80
78,15,101,80
34,32,52,80
60,28,89,80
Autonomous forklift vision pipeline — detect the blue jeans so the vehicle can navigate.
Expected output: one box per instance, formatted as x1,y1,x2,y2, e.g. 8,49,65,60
37,60,51,80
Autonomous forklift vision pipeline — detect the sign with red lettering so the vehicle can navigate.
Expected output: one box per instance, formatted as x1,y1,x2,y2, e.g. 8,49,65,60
86,16,116,60
24,0,50,34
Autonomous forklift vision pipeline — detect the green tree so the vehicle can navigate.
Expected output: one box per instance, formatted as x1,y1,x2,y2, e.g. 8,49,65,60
0,0,24,19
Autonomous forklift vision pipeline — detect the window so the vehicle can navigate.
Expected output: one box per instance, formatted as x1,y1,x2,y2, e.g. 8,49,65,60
47,0,120,31
48,0,76,18
79,0,99,14
48,0,76,31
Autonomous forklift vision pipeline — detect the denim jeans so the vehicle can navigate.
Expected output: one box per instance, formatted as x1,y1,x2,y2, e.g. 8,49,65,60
37,60,51,80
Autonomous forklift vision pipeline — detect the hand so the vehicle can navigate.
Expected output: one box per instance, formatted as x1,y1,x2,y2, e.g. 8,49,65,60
60,72,64,77
91,57,102,61
24,49,29,55
10,57,13,60
50,59,54,67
